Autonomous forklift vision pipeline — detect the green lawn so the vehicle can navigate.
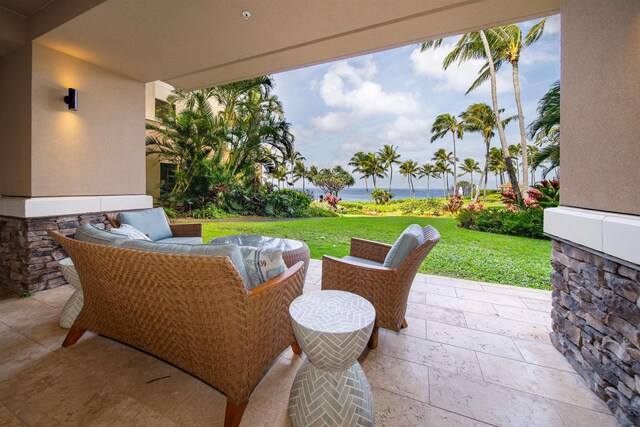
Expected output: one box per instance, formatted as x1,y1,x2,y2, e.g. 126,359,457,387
201,216,552,290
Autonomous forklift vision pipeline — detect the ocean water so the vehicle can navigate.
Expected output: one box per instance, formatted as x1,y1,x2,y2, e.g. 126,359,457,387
302,187,448,202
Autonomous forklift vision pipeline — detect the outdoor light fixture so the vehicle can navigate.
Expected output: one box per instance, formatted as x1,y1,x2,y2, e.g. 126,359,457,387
64,88,78,111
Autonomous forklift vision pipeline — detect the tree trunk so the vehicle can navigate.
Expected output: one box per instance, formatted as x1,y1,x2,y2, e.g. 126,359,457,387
451,132,458,193
389,166,393,192
511,60,529,190
483,139,490,203
427,177,430,198
479,30,523,205
302,177,305,192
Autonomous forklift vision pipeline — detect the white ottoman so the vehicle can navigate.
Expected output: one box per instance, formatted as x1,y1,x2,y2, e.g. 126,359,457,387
58,258,83,328
288,290,375,427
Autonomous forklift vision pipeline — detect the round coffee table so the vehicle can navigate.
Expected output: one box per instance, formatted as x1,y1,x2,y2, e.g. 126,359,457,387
208,234,310,274
288,290,375,427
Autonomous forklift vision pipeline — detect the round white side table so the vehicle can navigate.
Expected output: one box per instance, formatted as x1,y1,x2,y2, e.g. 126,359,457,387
58,258,83,328
288,290,375,427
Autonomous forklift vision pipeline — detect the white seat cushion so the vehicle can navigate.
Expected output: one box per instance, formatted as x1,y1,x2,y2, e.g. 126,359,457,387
342,256,385,268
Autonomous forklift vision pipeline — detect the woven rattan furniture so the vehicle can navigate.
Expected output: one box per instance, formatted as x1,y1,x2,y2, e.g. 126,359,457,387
105,211,202,241
288,290,375,427
209,234,310,274
321,225,440,349
49,231,305,427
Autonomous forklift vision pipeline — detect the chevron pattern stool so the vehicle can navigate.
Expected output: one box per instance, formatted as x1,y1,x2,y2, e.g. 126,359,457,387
288,290,375,427
58,258,84,329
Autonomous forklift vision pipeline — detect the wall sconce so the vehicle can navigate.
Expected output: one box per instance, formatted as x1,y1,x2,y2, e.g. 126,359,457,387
63,88,78,111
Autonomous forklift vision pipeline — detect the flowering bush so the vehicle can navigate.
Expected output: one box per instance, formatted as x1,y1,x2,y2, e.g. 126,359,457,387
527,179,559,208
502,179,559,211
324,193,341,209
465,202,484,212
444,194,464,214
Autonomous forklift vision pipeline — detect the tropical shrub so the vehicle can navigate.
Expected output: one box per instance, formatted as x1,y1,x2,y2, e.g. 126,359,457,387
219,186,310,218
304,201,339,217
264,189,311,218
163,207,178,219
324,194,341,209
458,207,545,239
397,199,444,216
444,194,464,214
527,179,559,208
372,189,394,205
191,203,232,219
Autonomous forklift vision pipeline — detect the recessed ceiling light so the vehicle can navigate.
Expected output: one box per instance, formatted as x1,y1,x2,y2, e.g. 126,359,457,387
242,10,251,20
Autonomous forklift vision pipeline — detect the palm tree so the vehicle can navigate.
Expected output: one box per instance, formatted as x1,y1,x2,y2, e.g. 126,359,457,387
287,151,306,187
377,144,401,192
462,21,547,190
460,103,515,201
272,164,287,190
362,152,386,190
432,149,454,195
399,160,419,197
292,160,307,191
529,81,560,178
422,30,523,205
430,114,465,192
508,144,521,181
459,158,481,192
489,147,507,187
527,145,539,184
349,152,370,191
419,162,437,198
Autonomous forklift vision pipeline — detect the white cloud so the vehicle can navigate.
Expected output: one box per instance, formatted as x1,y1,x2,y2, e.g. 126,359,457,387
409,43,511,96
544,15,560,35
383,116,432,150
310,112,356,132
311,59,420,132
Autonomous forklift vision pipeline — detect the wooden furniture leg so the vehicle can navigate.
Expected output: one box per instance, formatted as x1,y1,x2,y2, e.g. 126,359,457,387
401,318,408,329
367,327,379,349
291,341,302,355
62,326,86,347
224,400,248,427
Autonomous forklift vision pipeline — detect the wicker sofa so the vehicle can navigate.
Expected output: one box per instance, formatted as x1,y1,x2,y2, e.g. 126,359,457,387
321,225,440,348
49,229,305,427
105,208,203,245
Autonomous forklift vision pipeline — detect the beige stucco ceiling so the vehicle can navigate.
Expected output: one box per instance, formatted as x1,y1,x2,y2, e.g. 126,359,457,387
33,0,559,90
0,0,54,17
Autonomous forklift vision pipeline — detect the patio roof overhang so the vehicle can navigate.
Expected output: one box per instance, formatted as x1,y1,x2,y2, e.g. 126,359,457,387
2,0,559,90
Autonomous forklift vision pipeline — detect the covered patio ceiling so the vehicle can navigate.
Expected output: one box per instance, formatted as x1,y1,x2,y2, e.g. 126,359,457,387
3,0,559,90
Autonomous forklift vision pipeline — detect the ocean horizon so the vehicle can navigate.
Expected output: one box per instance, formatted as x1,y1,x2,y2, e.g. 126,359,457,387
298,187,451,202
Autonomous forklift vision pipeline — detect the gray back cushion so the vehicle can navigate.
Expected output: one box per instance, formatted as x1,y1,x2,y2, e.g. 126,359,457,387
74,224,131,247
119,208,172,241
120,240,251,286
383,224,425,269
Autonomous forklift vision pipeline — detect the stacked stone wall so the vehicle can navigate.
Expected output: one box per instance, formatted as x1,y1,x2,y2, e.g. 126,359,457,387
0,214,110,293
551,239,640,426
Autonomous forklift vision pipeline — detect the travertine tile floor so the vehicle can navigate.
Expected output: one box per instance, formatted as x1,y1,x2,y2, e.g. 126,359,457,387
0,259,619,426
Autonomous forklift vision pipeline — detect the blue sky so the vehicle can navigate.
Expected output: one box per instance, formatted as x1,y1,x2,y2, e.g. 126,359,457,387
272,15,560,189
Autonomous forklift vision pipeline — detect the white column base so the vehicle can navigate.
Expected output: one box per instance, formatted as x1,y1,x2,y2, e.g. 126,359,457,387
544,206,640,265
0,195,153,218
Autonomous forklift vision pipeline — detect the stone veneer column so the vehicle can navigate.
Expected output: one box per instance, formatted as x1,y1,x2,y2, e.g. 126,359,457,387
550,239,640,426
0,214,111,293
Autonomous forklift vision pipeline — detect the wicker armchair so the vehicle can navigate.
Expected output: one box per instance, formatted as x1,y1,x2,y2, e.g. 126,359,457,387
49,231,304,427
321,225,440,349
105,211,202,239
